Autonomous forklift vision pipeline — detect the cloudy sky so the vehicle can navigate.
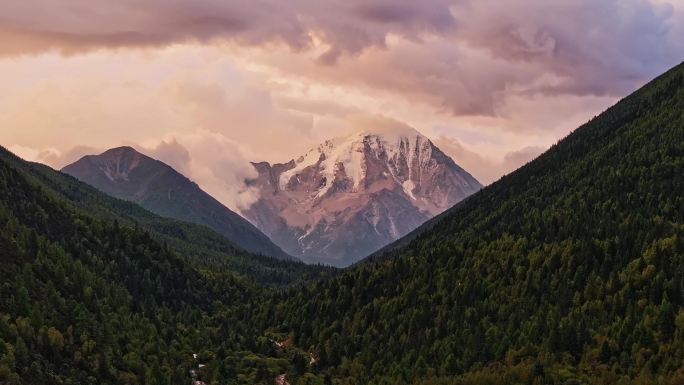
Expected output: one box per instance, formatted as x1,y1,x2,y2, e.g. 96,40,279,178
1,0,683,211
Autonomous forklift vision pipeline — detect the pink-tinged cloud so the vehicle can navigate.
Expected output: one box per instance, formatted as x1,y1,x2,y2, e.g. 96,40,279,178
1,0,682,116
143,133,261,212
434,136,545,185
0,0,455,60
450,0,683,98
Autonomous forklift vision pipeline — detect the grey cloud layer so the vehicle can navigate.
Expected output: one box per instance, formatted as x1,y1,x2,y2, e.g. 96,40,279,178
1,0,682,117
0,0,455,59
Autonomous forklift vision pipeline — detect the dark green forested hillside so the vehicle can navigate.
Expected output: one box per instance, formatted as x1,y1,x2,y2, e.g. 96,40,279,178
261,62,684,384
2,61,684,385
0,149,335,287
0,148,334,384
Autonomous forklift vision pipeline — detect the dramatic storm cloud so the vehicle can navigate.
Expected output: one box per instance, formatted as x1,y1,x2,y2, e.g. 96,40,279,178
1,0,683,210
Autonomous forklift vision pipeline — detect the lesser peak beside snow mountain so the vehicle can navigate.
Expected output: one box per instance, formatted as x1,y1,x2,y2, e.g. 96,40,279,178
244,126,482,266
62,146,292,259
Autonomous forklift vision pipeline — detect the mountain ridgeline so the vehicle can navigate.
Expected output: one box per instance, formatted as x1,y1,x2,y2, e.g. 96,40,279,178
0,60,683,385
2,148,332,286
62,146,291,259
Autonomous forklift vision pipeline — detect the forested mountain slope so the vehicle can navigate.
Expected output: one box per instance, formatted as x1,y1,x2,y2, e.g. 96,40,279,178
264,62,684,384
0,148,334,287
0,151,255,384
0,147,334,384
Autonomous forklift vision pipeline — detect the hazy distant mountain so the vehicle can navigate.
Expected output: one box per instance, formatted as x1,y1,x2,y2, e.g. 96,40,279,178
244,126,482,266
62,146,292,259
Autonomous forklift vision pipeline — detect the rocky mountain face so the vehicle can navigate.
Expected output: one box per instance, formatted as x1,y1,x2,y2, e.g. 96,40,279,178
244,126,482,266
62,146,292,259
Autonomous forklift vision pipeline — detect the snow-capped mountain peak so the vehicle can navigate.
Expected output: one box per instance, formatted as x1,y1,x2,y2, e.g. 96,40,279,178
278,127,436,200
245,126,482,266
